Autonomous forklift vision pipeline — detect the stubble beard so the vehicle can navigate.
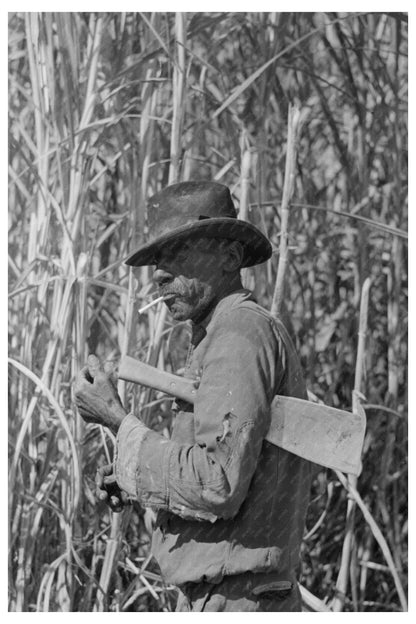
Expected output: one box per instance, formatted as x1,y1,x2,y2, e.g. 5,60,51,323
164,279,215,323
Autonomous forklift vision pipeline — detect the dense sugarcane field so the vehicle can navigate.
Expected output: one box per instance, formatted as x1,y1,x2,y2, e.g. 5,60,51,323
8,12,408,612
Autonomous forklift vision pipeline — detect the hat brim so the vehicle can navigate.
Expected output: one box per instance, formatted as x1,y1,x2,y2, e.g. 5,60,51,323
124,218,272,268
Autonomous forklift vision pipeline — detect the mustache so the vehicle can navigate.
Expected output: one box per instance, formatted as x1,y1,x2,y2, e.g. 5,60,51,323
160,278,196,300
160,283,187,299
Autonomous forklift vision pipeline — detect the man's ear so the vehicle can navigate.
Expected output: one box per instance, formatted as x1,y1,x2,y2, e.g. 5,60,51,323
223,241,244,272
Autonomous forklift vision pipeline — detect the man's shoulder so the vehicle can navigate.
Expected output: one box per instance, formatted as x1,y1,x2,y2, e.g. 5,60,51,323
214,290,273,323
208,291,297,357
209,290,276,338
232,296,273,319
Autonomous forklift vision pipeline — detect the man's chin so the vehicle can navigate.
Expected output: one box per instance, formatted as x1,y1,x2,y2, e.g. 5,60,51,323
167,301,193,322
170,310,190,322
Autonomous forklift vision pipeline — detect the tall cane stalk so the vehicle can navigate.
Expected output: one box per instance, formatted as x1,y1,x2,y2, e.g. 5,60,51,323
331,277,371,611
335,470,408,611
239,144,252,289
93,269,137,611
271,103,302,317
169,12,186,185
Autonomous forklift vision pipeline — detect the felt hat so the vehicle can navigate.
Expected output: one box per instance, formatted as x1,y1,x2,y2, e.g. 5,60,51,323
124,181,272,268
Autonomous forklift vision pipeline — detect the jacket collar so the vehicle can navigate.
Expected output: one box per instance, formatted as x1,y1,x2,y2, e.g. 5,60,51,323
190,288,255,346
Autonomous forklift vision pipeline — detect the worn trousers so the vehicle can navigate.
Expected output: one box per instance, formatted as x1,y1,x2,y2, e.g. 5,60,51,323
176,572,302,612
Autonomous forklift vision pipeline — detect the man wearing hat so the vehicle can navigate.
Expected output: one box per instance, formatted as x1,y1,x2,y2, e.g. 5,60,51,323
74,181,312,612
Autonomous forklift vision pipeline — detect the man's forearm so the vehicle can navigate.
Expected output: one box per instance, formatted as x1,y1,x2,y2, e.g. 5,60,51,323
114,408,266,522
115,414,150,495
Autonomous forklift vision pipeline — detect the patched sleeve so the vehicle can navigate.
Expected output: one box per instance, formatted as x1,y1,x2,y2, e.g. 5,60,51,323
115,308,284,522
165,309,281,519
114,413,152,495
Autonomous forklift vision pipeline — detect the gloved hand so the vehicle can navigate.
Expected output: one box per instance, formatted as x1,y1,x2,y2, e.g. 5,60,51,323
74,355,127,434
96,463,130,513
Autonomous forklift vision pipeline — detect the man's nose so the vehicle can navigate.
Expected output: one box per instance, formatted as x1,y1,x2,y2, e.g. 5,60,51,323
153,268,174,287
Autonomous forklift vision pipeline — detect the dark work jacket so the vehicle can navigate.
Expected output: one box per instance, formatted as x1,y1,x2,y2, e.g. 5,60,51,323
115,290,312,588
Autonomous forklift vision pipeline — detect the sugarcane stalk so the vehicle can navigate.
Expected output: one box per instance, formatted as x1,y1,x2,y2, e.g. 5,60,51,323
93,268,137,612
335,470,407,611
271,103,302,317
331,277,371,611
169,12,186,185
239,145,252,288
239,147,251,222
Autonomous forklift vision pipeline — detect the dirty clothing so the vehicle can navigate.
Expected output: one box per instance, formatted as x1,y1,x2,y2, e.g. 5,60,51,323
115,289,312,610
176,570,301,612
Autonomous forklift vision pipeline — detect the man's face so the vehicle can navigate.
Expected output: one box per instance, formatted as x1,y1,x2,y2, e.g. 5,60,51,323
153,238,228,323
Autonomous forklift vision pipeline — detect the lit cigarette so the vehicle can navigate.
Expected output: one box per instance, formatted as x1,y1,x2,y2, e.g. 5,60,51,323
138,295,173,314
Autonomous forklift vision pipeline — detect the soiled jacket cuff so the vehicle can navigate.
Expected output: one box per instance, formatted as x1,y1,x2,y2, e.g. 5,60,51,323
115,413,150,496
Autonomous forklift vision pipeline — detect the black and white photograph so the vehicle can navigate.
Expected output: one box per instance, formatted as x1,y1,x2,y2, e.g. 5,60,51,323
7,9,409,613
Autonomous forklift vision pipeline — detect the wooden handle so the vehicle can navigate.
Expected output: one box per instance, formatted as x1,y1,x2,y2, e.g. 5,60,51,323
118,355,366,475
118,355,197,404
